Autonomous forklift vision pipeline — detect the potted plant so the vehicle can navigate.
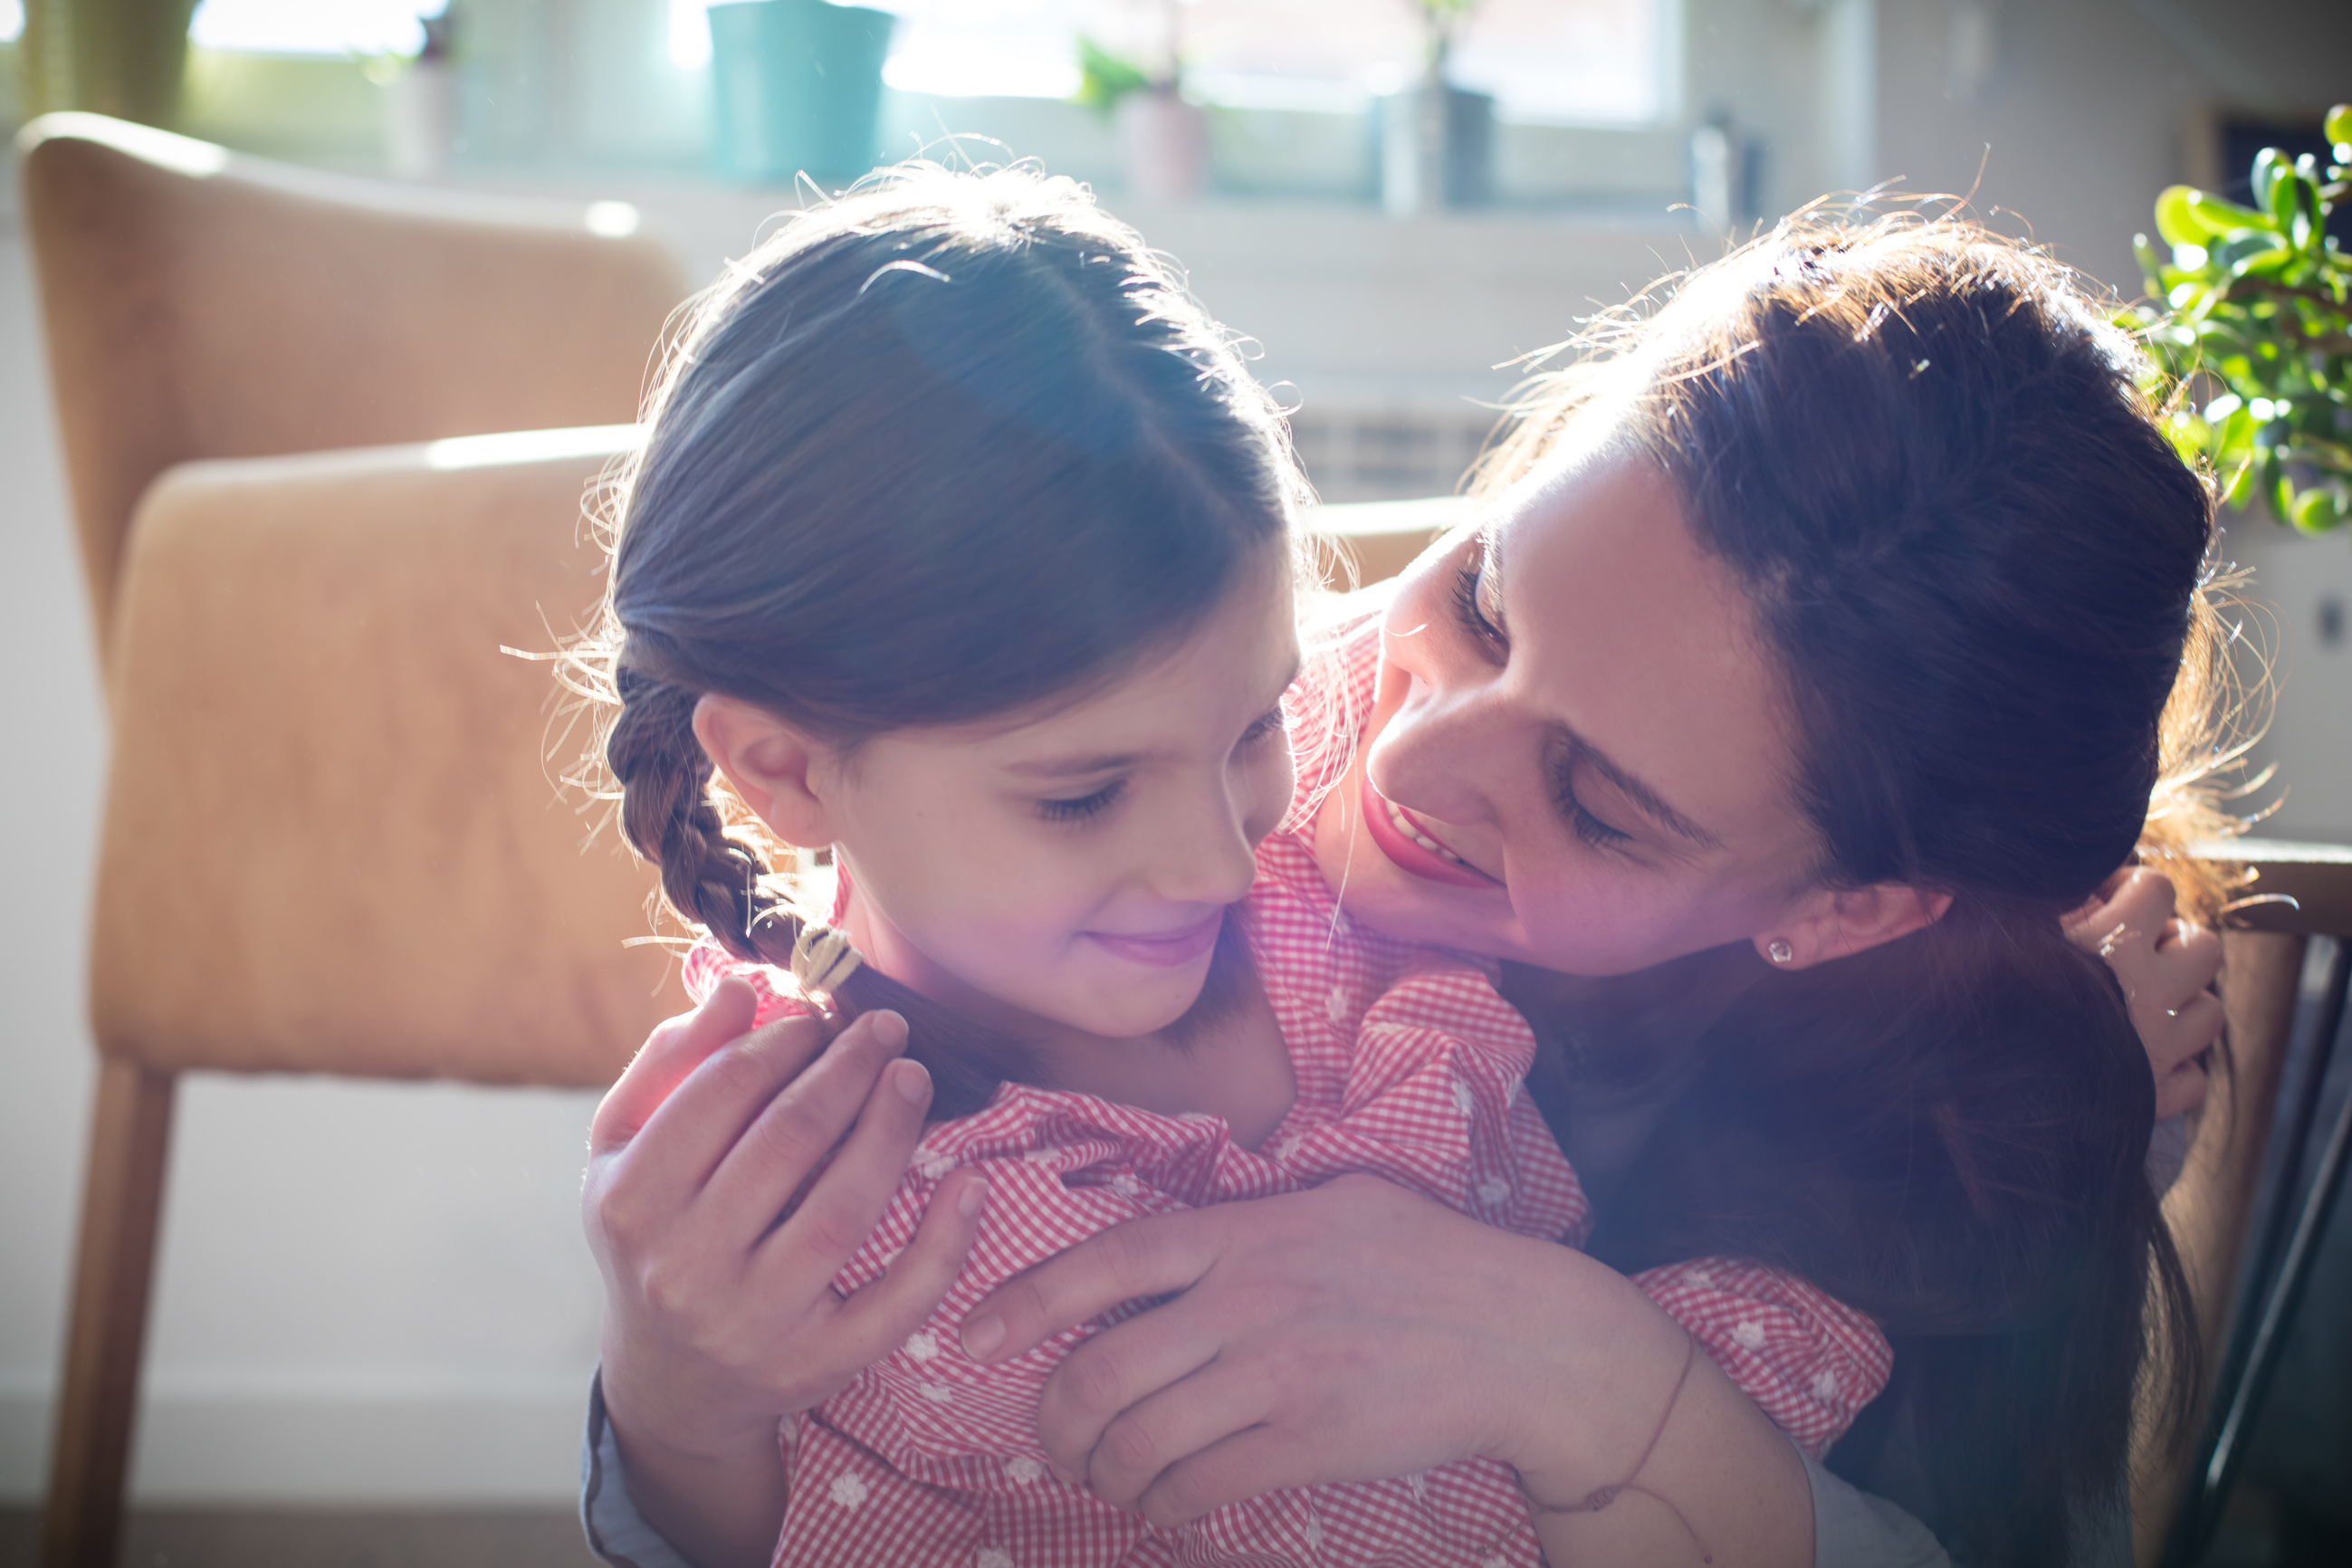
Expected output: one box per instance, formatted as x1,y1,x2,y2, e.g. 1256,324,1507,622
1076,4,1208,203
1378,0,1492,217
19,0,197,127
2135,101,2352,537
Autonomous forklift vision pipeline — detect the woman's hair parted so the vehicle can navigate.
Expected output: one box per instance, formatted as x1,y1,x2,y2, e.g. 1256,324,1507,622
583,164,1306,1115
1487,214,2241,1568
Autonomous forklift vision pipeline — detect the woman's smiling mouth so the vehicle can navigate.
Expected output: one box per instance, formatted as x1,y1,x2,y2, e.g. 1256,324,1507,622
1085,910,1227,966
1359,776,1500,888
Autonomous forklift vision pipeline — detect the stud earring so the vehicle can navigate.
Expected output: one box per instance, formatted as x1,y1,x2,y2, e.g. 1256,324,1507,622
1766,940,1794,965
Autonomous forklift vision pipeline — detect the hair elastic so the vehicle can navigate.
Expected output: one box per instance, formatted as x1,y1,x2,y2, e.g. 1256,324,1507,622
790,923,864,999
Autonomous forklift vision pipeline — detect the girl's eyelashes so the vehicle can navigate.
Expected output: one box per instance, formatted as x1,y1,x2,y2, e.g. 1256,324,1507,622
1550,749,1633,850
1237,704,1289,748
1037,780,1123,824
1450,548,1506,655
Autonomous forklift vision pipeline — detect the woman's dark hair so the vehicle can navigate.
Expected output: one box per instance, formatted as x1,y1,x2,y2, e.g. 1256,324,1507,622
1486,216,2226,1566
588,166,1305,1115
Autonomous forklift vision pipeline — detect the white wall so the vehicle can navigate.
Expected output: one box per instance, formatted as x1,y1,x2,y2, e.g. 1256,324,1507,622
2,0,2348,1511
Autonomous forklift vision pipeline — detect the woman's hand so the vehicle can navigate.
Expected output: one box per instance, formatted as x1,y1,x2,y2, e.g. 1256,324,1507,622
2065,867,2225,1119
960,1175,1811,1565
583,980,988,1568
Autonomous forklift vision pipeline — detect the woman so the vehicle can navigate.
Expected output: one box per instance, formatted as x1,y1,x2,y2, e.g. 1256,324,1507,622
579,216,2233,1568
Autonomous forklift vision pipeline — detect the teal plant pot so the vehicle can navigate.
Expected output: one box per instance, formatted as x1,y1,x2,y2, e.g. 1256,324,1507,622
708,0,895,185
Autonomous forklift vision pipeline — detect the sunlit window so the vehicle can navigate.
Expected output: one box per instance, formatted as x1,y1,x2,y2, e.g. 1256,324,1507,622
671,0,1671,126
186,0,440,57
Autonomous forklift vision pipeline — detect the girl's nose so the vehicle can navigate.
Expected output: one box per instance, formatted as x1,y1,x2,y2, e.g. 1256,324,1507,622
1149,785,1261,909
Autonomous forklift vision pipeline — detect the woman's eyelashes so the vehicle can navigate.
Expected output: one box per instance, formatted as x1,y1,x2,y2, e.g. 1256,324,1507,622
1450,546,1506,655
1550,750,1633,849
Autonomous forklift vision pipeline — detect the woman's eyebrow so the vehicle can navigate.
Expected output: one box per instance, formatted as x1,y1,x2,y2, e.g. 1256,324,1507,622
1484,517,1509,621
1567,731,1723,851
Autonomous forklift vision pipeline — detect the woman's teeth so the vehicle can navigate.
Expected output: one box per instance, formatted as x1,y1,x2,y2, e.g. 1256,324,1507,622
1385,798,1466,865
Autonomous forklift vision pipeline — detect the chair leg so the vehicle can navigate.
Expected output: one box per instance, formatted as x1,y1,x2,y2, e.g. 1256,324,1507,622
42,1061,177,1568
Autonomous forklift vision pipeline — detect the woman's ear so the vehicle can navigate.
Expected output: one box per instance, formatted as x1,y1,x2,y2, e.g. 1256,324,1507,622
690,694,839,848
1755,883,1955,970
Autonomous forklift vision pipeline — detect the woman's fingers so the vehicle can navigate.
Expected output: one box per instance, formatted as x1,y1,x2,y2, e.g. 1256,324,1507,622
2156,1051,2213,1121
1035,1298,1229,1483
697,1010,913,1245
596,1003,851,1252
820,1171,992,1377
1133,1424,1329,1531
589,977,760,1156
1077,1354,1278,1515
961,1209,1222,1362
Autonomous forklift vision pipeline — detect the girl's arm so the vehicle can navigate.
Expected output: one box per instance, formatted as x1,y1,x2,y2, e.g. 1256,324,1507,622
961,1174,1813,1568
581,980,987,1568
2067,866,2224,1118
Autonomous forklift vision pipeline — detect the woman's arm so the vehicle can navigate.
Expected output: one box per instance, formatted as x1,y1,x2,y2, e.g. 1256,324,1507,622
961,1174,1812,1567
581,980,987,1568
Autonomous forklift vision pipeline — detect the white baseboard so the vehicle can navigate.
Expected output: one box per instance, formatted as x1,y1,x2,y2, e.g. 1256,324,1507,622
0,1372,590,1505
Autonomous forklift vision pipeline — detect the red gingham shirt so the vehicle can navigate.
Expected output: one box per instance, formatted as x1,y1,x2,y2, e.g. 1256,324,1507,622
685,612,1891,1567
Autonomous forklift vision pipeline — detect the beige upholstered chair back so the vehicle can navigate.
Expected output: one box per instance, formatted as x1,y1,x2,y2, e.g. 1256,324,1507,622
19,112,685,664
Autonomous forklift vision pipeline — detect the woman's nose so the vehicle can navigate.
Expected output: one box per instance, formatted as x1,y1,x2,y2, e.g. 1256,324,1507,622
1369,655,1508,827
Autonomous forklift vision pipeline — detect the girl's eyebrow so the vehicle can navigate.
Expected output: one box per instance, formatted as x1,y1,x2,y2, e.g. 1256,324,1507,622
1006,655,1301,780
1008,751,1143,779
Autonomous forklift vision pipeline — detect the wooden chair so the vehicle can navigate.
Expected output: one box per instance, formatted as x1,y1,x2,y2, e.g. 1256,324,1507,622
19,114,691,1568
2137,842,2352,1565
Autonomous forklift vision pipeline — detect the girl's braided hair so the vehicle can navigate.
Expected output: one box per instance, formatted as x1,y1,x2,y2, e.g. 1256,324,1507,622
588,165,1305,1115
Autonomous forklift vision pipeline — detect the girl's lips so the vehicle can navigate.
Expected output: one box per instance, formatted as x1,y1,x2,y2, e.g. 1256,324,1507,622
1360,775,1501,889
1085,910,1225,967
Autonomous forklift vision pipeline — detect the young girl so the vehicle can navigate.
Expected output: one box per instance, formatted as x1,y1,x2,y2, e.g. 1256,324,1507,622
593,166,1889,1565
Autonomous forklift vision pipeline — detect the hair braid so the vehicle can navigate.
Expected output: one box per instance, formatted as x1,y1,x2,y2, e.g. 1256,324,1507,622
607,662,806,970
606,661,1034,1118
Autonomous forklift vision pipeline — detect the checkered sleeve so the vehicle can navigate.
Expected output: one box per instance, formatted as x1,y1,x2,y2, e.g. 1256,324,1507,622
682,936,815,1028
1631,1256,1895,1460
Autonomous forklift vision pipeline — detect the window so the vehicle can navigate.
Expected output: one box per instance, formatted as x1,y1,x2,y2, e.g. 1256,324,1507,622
671,0,1674,127
187,0,439,57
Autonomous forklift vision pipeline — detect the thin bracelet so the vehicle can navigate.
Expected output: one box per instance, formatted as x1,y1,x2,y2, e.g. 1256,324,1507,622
1543,1332,1715,1564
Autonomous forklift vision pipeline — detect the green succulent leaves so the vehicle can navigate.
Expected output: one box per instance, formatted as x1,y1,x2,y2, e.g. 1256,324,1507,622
2134,103,2352,537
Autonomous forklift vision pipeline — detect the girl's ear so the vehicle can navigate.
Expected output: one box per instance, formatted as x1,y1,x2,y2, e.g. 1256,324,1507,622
1755,883,1955,970
691,694,840,848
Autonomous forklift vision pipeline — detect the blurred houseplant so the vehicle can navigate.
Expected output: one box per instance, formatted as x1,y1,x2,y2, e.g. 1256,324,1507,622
1076,4,1207,203
19,0,197,127
2137,102,2352,536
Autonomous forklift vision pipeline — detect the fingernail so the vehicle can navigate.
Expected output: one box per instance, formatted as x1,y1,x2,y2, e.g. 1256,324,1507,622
865,1009,909,1048
961,1313,1005,1359
892,1057,930,1104
1048,1460,1081,1488
957,1176,988,1219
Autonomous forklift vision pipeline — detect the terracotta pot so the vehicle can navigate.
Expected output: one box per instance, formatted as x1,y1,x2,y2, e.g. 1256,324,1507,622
1116,88,1209,203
